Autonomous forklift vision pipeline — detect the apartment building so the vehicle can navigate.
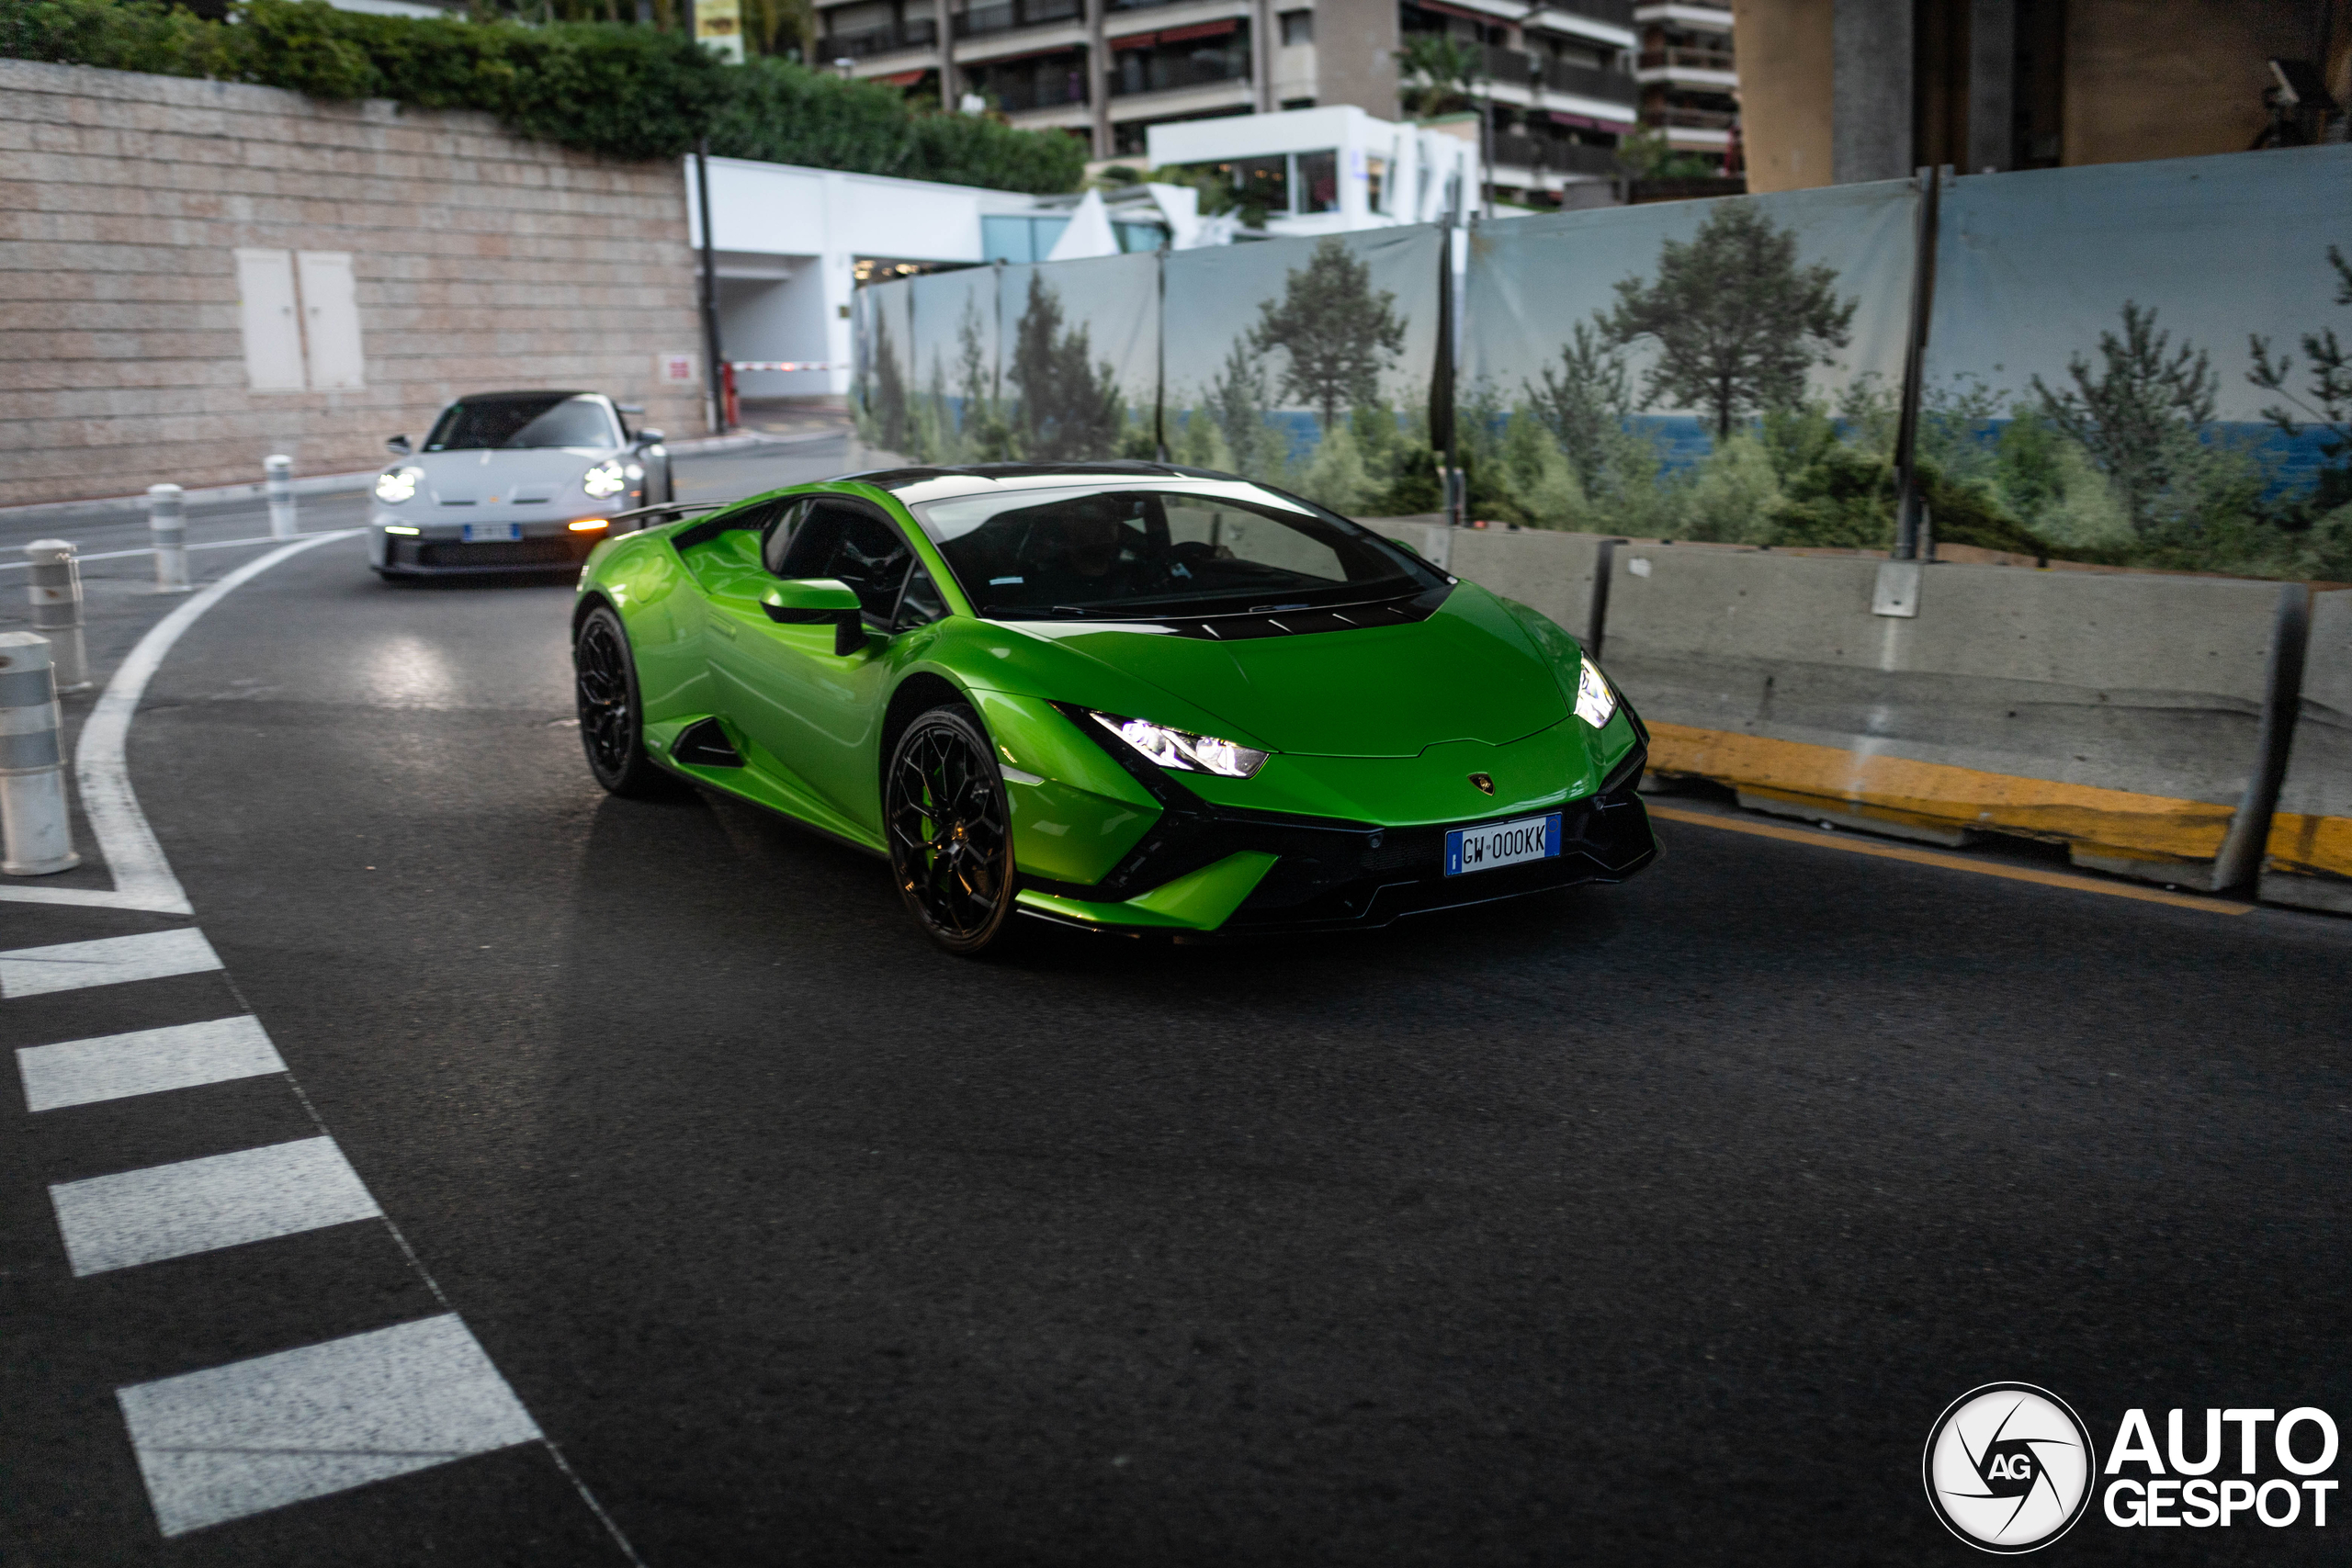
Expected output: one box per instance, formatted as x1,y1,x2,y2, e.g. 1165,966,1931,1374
1634,1,1738,169
1735,0,2351,193
814,0,1641,186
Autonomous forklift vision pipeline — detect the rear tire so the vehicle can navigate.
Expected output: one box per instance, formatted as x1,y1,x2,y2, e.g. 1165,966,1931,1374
885,704,1020,955
574,604,673,797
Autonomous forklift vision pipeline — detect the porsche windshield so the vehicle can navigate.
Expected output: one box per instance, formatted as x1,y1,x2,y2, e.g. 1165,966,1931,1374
424,395,616,452
912,482,1433,619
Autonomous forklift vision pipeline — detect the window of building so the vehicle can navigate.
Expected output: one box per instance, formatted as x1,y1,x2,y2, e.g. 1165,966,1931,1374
1278,8,1311,45
1295,148,1339,212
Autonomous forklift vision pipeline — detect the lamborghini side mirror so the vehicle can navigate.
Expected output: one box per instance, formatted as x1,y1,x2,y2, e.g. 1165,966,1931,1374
762,579,868,657
386,434,412,457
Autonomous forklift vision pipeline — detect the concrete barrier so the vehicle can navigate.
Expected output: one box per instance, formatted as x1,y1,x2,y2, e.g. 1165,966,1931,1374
1364,523,1619,652
2262,587,2352,914
1595,546,2302,891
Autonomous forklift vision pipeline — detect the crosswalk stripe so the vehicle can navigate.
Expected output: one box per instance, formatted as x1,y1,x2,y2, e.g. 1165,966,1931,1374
0,927,221,998
17,1016,284,1112
49,1136,380,1277
116,1314,544,1538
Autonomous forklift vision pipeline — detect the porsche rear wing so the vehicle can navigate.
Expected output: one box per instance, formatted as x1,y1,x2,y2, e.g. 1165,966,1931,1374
603,501,722,534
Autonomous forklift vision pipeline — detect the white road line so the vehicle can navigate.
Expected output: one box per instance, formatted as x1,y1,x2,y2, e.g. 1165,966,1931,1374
0,927,222,998
50,1136,380,1277
116,1314,543,1539
0,533,336,572
17,1016,283,1112
0,528,356,914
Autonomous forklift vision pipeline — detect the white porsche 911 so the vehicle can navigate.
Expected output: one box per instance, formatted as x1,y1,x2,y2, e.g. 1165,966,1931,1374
368,389,674,579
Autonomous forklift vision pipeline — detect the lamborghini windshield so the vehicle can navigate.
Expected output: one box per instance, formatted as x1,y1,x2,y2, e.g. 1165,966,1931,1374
911,481,1436,620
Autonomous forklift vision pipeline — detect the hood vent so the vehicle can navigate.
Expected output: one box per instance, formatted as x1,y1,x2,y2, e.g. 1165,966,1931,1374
1156,586,1450,641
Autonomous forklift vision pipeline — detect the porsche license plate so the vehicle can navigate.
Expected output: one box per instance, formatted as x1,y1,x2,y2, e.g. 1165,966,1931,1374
1444,813,1562,876
462,523,521,543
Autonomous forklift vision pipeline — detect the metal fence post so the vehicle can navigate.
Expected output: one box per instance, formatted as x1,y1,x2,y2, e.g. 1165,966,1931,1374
24,539,89,693
265,453,298,538
0,632,80,876
147,482,190,593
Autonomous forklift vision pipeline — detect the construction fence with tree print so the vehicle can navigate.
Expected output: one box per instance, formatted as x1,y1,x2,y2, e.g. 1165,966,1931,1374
854,142,2351,583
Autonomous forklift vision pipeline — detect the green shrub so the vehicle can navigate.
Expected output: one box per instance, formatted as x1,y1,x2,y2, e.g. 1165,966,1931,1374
1,0,1084,190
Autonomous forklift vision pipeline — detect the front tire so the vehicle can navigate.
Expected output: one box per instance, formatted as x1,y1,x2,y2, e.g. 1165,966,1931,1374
574,604,672,797
886,705,1019,955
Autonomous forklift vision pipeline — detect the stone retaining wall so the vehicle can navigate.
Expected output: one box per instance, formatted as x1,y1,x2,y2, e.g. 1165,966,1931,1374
0,59,708,507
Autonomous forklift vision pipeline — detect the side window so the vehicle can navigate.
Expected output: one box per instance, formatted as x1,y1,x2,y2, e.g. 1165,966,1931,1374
760,500,810,575
775,502,914,622
894,564,947,630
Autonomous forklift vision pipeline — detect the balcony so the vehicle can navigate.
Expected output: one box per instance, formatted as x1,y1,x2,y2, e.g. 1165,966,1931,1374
1638,44,1735,73
1108,24,1250,96
1549,0,1634,23
955,0,1080,41
820,15,939,57
1489,135,1620,177
969,53,1091,111
1652,104,1736,130
1472,45,1639,107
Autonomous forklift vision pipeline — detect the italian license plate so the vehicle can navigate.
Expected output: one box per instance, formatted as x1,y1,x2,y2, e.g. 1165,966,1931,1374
462,522,521,543
1444,812,1563,876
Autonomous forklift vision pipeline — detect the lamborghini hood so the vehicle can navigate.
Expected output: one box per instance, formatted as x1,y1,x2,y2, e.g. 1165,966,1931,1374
1005,587,1569,759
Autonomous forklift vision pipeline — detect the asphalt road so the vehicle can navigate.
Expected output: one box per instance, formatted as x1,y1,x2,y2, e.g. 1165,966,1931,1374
3,436,2348,1565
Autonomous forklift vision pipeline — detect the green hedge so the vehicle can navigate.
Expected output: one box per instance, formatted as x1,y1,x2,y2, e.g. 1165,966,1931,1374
1,0,1087,192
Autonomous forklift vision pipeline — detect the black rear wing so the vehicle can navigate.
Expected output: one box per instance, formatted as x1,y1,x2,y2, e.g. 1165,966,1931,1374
602,501,722,534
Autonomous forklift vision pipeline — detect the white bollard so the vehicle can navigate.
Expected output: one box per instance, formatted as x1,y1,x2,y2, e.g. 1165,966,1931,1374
147,482,190,593
265,453,298,539
0,633,81,876
25,539,90,693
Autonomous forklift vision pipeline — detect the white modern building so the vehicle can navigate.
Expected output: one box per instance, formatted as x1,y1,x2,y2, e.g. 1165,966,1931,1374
686,158,1066,400
1146,105,1478,231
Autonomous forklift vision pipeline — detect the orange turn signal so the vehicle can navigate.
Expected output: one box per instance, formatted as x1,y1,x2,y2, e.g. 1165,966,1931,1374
569,518,609,533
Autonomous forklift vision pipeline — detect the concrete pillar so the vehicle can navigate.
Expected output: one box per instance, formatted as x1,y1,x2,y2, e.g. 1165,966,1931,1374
1832,0,1913,184
935,0,957,106
1965,0,2014,173
1086,0,1110,158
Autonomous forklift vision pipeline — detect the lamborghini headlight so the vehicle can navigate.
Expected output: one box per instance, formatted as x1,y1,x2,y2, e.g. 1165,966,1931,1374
374,466,423,503
582,459,629,499
1089,711,1269,779
1574,655,1619,729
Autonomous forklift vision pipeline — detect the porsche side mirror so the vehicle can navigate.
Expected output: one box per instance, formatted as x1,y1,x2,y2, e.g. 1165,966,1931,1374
634,428,665,448
385,434,412,457
763,579,867,656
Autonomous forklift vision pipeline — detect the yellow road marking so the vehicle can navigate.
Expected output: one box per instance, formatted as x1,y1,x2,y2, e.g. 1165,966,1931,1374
1645,804,2254,916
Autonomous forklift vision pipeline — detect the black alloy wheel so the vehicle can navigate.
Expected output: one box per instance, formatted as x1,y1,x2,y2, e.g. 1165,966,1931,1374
886,705,1018,954
574,604,671,796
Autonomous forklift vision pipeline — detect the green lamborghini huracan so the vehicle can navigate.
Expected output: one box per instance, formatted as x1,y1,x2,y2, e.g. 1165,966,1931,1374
572,463,1655,953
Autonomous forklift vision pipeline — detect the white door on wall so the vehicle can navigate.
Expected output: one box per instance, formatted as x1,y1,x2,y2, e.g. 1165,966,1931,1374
234,248,306,392
296,251,365,389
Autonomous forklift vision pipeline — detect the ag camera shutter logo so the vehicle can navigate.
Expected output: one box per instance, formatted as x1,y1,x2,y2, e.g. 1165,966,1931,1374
1924,1383,2097,1552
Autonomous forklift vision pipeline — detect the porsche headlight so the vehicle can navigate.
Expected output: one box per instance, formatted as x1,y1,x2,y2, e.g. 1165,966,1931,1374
374,466,423,503
582,459,629,499
1574,655,1619,729
1089,711,1270,779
